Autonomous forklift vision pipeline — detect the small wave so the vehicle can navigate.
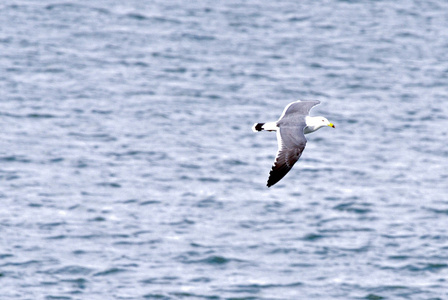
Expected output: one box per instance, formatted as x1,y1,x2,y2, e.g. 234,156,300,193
27,113,57,118
0,254,13,260
301,233,326,241
60,278,88,290
45,3,110,15
0,155,32,163
46,265,93,275
139,200,161,206
333,201,372,214
44,296,72,300
96,182,122,188
93,267,126,277
126,12,148,21
198,177,220,183
170,292,219,299
180,33,216,41
236,281,303,290
180,255,240,266
364,294,385,300
143,293,169,299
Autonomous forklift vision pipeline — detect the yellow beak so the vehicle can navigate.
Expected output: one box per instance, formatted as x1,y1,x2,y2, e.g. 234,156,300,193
328,123,335,128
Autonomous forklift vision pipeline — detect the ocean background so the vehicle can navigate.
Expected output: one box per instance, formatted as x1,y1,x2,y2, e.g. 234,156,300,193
1,0,448,299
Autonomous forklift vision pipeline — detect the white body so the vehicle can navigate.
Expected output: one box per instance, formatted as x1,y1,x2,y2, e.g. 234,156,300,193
255,116,332,134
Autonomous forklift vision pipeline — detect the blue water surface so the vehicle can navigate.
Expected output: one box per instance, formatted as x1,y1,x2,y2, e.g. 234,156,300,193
1,0,448,299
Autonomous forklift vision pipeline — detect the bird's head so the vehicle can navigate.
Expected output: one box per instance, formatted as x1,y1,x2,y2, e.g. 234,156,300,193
311,116,335,129
321,117,335,128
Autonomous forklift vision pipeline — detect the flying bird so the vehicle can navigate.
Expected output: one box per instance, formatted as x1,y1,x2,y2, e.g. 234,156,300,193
252,100,335,187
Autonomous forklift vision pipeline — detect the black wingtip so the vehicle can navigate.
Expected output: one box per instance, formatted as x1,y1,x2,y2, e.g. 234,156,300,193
266,163,293,188
266,180,277,188
266,176,279,188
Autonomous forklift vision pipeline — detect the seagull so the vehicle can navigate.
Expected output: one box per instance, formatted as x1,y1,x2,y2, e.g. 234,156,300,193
252,100,335,187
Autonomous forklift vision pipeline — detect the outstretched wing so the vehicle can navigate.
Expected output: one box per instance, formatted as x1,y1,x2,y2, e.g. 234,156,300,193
267,126,307,187
278,100,320,124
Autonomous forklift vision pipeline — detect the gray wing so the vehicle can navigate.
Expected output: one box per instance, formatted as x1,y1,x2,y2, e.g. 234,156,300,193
277,100,320,124
267,125,307,187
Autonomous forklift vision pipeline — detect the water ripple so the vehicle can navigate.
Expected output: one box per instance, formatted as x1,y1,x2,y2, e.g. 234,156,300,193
1,0,448,299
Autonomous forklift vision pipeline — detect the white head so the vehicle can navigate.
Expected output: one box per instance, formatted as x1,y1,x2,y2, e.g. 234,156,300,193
305,116,335,133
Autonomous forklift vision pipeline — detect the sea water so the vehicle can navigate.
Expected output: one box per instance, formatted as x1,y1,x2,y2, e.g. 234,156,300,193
1,0,448,299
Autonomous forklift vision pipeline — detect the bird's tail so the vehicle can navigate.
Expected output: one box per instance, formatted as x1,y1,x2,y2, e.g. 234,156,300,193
252,122,277,132
252,123,265,132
